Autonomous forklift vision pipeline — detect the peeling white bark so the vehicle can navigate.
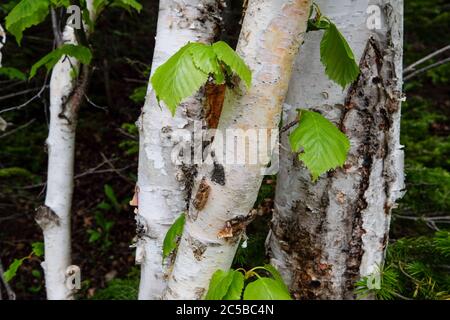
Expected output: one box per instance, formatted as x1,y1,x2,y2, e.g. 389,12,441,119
164,0,312,300
268,0,404,299
136,0,224,300
38,2,96,300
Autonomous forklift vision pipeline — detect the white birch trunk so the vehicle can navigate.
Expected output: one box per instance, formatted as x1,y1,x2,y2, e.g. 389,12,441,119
36,2,96,300
0,23,5,67
136,0,224,300
268,0,404,299
164,0,312,300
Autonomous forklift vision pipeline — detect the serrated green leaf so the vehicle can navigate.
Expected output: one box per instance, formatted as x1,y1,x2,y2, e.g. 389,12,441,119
162,213,186,260
223,271,244,300
243,277,292,300
31,242,44,257
289,110,350,181
151,43,209,115
212,41,251,88
5,0,50,45
29,44,92,79
0,67,27,80
263,264,289,292
3,258,25,282
205,269,242,300
320,23,360,88
188,42,223,81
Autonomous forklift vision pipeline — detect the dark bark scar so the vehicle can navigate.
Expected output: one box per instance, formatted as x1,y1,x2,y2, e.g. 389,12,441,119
192,177,211,211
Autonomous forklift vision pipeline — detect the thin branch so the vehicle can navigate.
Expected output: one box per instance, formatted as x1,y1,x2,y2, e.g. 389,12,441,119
100,152,135,184
0,75,49,114
0,87,49,102
280,118,299,134
84,94,108,111
0,119,35,139
403,45,450,74
116,127,138,140
404,57,450,81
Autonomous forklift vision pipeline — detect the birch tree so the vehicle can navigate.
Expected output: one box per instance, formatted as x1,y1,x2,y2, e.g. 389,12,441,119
4,0,141,299
0,23,5,67
268,0,405,299
134,0,224,300
36,0,97,300
162,0,313,300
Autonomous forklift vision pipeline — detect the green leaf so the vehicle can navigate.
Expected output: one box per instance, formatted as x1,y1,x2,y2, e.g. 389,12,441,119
5,0,50,45
3,258,25,282
205,269,244,300
162,213,186,260
289,110,350,181
263,264,289,292
31,242,44,257
29,44,92,79
243,278,292,300
94,0,142,13
151,43,209,115
87,229,101,243
0,67,27,80
212,41,251,88
50,0,70,7
223,271,244,300
112,0,142,12
188,42,223,82
320,22,360,88
104,184,120,212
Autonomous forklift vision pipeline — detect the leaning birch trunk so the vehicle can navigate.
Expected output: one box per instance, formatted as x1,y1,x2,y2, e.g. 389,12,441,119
36,2,96,300
135,0,224,300
268,0,404,299
164,0,312,300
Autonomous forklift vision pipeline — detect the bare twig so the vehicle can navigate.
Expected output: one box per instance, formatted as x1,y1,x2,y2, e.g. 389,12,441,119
116,127,138,140
0,75,49,115
84,94,108,111
0,119,35,139
404,57,450,81
0,87,48,102
404,45,450,74
100,152,134,184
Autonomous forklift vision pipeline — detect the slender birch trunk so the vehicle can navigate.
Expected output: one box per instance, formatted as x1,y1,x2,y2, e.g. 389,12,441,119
135,0,224,300
36,2,96,300
0,23,5,67
268,0,404,299
164,0,312,300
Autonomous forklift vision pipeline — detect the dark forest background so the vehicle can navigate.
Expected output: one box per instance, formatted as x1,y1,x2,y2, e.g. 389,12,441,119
0,0,449,299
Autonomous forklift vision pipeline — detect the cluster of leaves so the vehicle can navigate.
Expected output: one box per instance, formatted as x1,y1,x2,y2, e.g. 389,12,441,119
2,0,142,79
151,41,251,115
3,242,44,283
206,265,291,300
356,230,450,300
